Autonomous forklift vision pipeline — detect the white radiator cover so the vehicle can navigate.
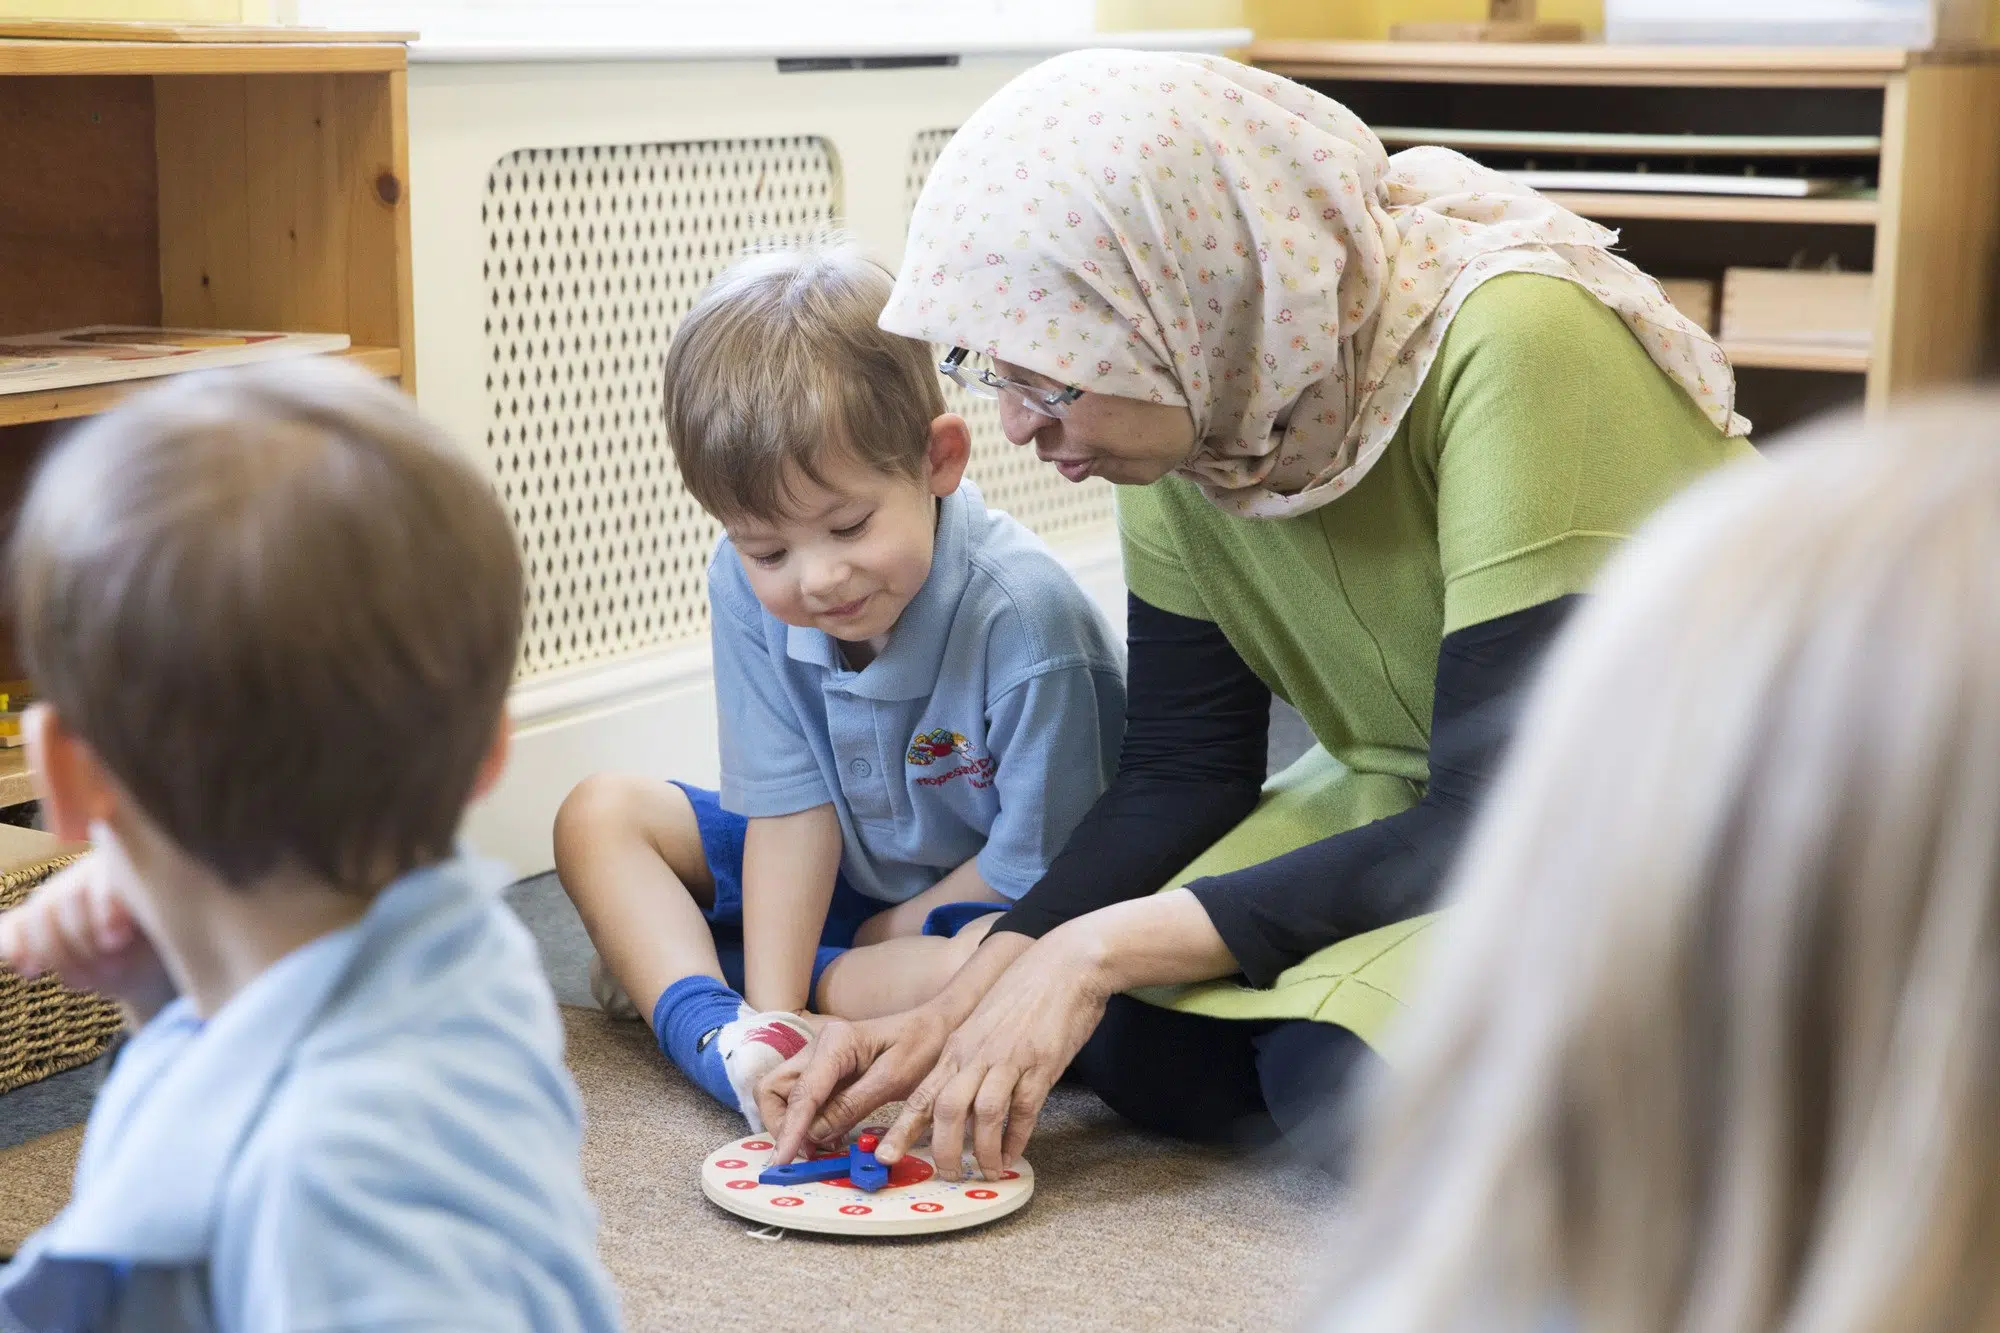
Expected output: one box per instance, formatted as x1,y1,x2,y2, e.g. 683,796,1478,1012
485,137,840,676
405,56,1130,876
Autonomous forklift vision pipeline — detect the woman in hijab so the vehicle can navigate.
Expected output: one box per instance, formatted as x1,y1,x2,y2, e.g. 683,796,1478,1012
759,48,1756,1176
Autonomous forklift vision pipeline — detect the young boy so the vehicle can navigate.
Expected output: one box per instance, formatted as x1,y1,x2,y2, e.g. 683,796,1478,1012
0,362,621,1332
554,240,1124,1128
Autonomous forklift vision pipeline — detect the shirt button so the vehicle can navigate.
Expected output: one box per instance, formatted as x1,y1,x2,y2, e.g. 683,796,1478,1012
849,758,872,778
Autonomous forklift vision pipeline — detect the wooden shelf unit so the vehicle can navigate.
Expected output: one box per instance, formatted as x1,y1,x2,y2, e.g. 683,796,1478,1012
1250,41,2000,428
0,24,415,810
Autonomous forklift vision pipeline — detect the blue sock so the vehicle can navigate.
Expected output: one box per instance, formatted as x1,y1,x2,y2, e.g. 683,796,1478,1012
652,975,746,1111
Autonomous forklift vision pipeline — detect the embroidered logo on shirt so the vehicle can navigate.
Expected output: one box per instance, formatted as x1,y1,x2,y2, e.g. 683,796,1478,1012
906,727,996,788
907,728,972,765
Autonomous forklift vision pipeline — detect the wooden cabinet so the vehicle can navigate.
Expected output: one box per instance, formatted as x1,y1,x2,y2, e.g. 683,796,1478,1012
0,20,412,807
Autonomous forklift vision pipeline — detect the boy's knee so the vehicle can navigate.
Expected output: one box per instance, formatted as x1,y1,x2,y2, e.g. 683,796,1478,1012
553,774,651,859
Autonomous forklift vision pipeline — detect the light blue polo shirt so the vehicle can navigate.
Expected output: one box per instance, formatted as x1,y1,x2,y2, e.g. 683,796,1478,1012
712,480,1124,903
0,857,622,1333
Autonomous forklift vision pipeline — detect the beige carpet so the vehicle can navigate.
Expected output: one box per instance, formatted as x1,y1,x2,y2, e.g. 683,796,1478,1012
0,1123,81,1256
0,1008,1344,1330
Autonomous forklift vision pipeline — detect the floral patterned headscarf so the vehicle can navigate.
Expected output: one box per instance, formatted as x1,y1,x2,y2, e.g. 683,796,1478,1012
882,50,1750,519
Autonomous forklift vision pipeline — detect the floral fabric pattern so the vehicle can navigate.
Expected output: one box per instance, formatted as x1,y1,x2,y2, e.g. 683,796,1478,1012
882,49,1750,518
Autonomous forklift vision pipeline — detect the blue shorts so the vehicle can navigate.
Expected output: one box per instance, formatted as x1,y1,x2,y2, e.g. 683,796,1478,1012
674,784,879,1001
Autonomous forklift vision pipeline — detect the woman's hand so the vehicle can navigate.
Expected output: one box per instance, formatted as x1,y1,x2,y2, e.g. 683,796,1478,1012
878,890,1239,1181
761,893,1236,1179
757,1005,952,1160
758,929,1038,1161
877,926,1114,1182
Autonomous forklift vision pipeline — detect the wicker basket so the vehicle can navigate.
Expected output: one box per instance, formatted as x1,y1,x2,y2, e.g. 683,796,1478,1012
0,853,124,1095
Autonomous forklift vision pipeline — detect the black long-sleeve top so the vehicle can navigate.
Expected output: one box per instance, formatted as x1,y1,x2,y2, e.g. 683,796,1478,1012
990,592,1577,988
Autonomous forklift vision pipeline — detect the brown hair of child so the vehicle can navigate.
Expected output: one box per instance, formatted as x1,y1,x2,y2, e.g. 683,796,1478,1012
9,359,523,892
662,236,948,522
1320,398,2000,1333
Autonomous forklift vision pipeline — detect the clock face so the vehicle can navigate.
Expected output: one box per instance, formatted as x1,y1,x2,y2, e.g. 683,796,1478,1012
700,1131,1035,1236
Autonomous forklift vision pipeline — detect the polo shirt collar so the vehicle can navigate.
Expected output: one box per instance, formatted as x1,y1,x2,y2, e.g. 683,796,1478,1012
785,482,979,702
34,857,504,1266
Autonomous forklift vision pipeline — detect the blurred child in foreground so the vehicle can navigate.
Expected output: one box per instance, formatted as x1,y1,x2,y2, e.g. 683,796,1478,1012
1322,400,2000,1333
0,363,620,1332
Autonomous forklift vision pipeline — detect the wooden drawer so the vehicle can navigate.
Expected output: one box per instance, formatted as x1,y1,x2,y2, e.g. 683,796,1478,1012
1721,267,1875,348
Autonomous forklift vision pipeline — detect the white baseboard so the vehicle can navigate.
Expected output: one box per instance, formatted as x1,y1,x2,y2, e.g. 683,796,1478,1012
462,534,1127,878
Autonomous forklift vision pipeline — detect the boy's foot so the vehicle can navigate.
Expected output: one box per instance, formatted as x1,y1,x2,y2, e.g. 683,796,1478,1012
588,954,641,1021
716,1011,814,1132
652,975,813,1130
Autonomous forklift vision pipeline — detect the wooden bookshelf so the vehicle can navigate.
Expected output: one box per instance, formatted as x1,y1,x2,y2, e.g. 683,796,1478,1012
0,22,415,810
1252,41,2000,430
0,29,414,394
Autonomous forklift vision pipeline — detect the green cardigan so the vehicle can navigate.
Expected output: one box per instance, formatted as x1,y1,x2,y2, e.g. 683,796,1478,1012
1120,272,1755,1044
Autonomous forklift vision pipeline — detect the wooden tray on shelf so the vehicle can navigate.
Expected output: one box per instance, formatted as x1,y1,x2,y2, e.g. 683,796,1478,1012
0,346,402,429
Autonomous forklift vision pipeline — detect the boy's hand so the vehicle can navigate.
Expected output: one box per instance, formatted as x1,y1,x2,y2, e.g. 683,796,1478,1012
0,853,174,1018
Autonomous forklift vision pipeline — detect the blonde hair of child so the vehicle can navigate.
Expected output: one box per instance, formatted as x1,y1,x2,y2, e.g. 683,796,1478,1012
662,236,948,522
1318,399,2000,1333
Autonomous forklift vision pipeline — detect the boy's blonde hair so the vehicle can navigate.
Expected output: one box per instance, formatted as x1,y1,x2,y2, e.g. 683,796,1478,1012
662,238,947,521
1321,401,2000,1333
10,360,523,892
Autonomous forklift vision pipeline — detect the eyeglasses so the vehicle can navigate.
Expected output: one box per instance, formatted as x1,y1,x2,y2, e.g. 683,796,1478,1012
939,348,1085,420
